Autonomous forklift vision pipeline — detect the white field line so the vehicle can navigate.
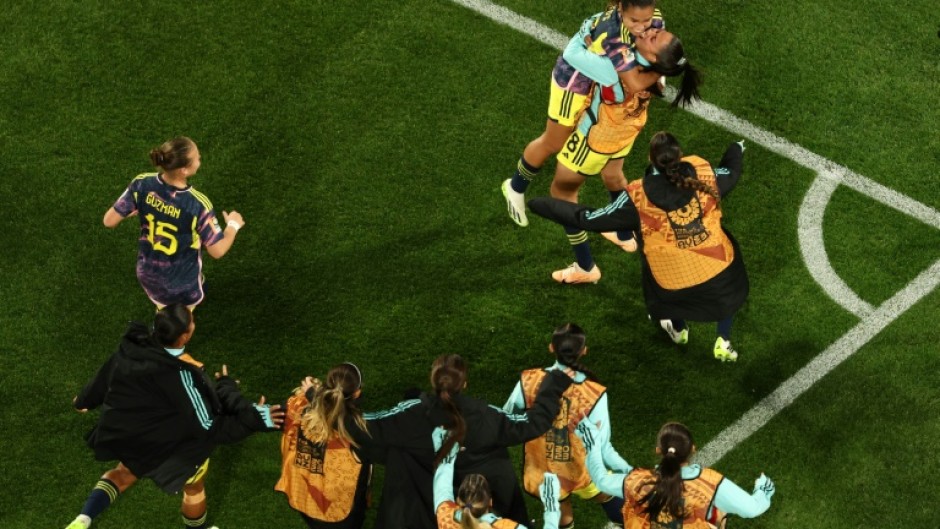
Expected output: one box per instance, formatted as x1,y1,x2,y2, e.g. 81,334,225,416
695,257,940,466
798,173,874,319
450,0,940,464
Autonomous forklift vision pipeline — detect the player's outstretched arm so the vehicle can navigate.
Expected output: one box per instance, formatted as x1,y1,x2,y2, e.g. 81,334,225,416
204,210,243,259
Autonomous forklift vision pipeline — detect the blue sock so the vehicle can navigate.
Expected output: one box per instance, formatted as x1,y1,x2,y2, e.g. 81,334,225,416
81,479,119,520
510,157,540,193
564,226,594,270
600,494,625,524
608,190,633,242
717,316,733,340
672,319,687,332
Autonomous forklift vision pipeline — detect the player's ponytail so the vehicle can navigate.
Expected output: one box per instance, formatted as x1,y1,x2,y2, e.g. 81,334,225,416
650,35,702,108
431,354,468,467
551,323,600,383
150,136,196,172
300,362,367,448
650,132,720,203
640,422,693,522
456,474,492,529
151,303,193,347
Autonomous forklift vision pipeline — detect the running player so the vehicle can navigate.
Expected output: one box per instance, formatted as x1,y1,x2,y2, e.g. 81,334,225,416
542,30,702,286
63,304,283,529
276,363,374,529
432,427,562,529
502,0,664,236
103,137,244,308
529,133,748,362
575,420,775,528
503,323,631,529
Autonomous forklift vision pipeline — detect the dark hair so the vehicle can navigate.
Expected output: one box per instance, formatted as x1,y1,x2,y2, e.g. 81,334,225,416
456,474,492,529
639,422,694,522
551,323,600,383
610,0,657,8
648,35,702,108
149,136,196,171
649,132,720,202
152,303,193,347
300,362,367,448
431,354,468,467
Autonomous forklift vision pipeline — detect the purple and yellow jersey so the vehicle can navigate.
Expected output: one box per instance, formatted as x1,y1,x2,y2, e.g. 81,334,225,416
112,173,224,306
552,7,664,95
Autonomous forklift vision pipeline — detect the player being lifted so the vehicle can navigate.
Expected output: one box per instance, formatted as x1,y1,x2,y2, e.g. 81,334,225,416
503,0,664,252
103,137,244,308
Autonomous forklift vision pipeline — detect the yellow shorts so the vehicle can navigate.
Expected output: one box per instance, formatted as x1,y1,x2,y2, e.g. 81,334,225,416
556,129,634,176
548,82,589,127
185,459,210,485
571,481,603,500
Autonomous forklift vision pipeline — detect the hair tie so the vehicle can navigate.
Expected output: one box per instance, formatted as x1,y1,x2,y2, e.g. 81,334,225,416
667,447,676,454
677,57,687,66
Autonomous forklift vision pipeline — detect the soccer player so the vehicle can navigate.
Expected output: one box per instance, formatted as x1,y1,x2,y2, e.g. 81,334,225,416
542,31,702,285
503,324,631,529
363,354,573,528
275,363,375,529
575,420,775,527
503,0,664,238
529,133,748,362
103,137,244,308
432,427,562,529
64,304,283,529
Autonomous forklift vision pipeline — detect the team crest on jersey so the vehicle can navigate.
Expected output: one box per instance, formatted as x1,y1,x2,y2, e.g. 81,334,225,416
293,428,327,474
667,197,710,249
545,398,572,462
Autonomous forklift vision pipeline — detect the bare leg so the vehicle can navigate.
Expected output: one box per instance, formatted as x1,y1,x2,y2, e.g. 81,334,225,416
523,120,576,168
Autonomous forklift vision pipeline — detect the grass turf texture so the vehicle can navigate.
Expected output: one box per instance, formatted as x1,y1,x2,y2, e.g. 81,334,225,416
1,0,938,527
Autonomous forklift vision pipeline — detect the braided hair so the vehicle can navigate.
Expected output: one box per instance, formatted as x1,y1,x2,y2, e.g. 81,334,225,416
431,354,468,466
456,474,492,529
551,323,600,383
649,131,720,203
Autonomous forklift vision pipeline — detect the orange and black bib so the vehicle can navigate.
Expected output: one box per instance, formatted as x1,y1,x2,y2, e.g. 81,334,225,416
623,467,724,529
275,394,364,522
520,369,606,497
627,156,734,290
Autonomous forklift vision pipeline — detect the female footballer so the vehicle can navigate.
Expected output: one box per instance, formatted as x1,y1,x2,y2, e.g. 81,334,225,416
64,304,282,529
103,137,244,308
542,30,702,286
575,420,775,528
432,427,562,529
529,133,748,362
503,1,665,236
363,354,573,528
503,323,632,528
275,363,374,529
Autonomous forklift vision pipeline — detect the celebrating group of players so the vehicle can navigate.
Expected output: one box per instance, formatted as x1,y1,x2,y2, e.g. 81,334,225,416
64,1,777,529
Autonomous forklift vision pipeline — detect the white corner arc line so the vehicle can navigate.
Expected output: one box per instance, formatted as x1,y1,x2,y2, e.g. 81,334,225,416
695,257,940,466
452,0,940,466
798,172,874,318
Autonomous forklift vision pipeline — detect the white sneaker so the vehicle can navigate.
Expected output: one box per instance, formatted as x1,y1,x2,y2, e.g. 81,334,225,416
659,319,689,344
601,231,637,252
501,179,528,227
552,262,601,284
